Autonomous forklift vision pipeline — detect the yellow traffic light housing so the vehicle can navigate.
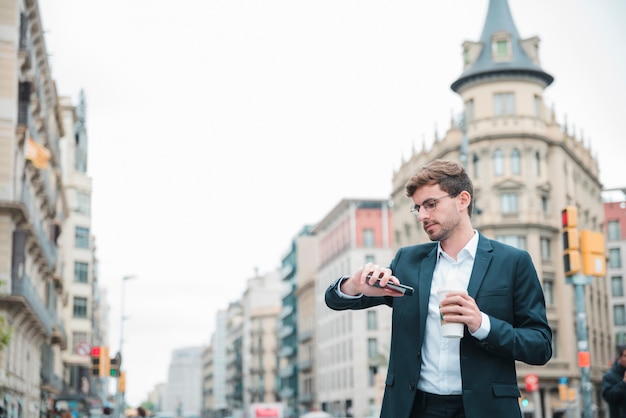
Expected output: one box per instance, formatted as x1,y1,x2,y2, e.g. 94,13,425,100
562,206,581,276
581,230,606,277
118,371,126,393
100,346,110,376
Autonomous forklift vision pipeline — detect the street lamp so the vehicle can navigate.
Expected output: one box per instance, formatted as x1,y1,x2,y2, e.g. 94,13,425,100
120,274,136,357
118,274,136,418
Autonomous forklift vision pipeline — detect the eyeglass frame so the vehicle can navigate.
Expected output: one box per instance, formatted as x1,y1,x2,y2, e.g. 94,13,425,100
410,194,455,215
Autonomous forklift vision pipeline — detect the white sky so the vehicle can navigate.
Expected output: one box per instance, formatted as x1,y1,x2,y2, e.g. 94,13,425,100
39,0,626,407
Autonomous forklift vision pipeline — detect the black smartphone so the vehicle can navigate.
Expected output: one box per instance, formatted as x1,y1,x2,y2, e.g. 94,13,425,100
371,278,414,296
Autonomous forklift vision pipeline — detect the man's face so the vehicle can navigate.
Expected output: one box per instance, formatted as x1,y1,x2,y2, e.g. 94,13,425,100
411,184,460,242
618,350,626,368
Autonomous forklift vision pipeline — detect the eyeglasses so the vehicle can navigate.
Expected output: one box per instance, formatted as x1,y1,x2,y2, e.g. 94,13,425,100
410,194,452,215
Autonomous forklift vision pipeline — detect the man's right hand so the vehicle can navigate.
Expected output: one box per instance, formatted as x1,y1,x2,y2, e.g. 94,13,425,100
340,263,405,297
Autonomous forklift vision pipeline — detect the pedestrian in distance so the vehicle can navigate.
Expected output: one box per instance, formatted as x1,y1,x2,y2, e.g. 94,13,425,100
325,159,552,418
602,344,626,418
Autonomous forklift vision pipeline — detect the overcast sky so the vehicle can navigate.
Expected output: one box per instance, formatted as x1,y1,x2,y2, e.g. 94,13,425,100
39,0,626,408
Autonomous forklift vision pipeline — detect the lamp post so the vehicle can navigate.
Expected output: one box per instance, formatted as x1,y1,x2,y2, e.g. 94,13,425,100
117,275,136,418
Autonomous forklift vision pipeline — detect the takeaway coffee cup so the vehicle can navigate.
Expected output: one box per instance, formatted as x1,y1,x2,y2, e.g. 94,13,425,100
437,288,467,338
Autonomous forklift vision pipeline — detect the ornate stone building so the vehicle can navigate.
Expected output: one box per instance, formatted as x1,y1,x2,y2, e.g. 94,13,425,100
0,0,67,416
390,0,611,416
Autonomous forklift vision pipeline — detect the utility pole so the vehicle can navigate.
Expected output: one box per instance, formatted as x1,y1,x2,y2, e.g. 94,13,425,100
561,207,606,418
117,275,136,418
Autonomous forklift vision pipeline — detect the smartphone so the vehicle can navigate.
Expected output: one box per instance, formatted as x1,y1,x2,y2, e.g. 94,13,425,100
371,278,414,296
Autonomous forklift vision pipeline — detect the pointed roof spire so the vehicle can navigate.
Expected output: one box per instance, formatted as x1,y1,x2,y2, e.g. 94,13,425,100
451,0,553,92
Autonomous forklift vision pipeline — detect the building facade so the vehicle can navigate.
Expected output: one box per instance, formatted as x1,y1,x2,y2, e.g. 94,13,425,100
277,226,313,418
604,190,626,347
163,346,205,418
314,198,394,418
241,271,283,411
0,0,69,416
295,233,319,415
390,0,612,416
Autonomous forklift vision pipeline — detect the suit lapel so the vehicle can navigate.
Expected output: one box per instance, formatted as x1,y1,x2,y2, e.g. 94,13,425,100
418,246,438,326
467,234,493,298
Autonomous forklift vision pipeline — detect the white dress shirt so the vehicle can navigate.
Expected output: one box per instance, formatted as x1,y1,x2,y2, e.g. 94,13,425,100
418,231,490,395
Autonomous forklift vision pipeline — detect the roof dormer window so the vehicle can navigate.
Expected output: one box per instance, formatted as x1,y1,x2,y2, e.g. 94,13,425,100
491,32,512,62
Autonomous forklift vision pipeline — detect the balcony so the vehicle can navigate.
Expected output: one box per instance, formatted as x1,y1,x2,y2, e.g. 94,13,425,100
279,325,294,339
298,330,312,343
18,181,58,271
11,273,53,334
298,359,312,372
279,364,295,378
278,345,295,358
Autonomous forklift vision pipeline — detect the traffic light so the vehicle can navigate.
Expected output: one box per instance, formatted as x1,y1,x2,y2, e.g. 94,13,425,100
109,358,118,377
109,352,121,377
118,371,126,393
581,230,606,277
91,346,101,376
90,345,110,377
562,206,581,276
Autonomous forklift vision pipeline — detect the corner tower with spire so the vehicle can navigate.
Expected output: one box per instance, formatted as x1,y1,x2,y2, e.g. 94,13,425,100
451,0,553,93
391,1,610,415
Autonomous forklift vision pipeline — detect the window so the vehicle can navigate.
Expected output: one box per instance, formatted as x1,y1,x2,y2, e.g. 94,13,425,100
615,305,626,326
463,47,471,66
465,99,475,122
541,196,549,213
501,193,518,214
534,95,542,117
72,331,88,353
472,153,480,179
367,338,378,359
494,92,515,116
491,35,512,61
610,248,623,269
613,276,624,297
495,235,526,250
363,229,375,248
551,329,558,358
540,238,551,261
367,311,377,330
73,297,88,318
368,366,378,387
511,149,521,175
495,40,509,57
543,279,554,307
608,220,621,241
75,227,90,249
74,261,89,283
75,191,91,215
534,151,541,176
493,149,504,176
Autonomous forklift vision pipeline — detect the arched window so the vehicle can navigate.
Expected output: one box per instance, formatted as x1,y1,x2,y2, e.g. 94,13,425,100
511,149,521,175
493,149,504,176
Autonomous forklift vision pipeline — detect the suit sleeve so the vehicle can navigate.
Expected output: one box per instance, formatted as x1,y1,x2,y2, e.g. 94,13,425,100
325,277,394,311
478,250,552,365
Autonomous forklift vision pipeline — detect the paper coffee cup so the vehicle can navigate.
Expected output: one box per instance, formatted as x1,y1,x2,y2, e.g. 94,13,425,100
437,288,467,338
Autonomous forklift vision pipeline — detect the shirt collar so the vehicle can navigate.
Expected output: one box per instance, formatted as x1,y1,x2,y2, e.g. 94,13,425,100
437,230,479,261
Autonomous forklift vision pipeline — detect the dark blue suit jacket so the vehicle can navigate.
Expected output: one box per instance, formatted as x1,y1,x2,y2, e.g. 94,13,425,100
325,233,552,418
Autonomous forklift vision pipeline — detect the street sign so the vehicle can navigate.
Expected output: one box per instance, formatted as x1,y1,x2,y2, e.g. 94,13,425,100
76,342,91,356
525,374,539,392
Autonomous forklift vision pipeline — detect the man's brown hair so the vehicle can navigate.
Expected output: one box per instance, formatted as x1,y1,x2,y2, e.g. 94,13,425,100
405,159,474,217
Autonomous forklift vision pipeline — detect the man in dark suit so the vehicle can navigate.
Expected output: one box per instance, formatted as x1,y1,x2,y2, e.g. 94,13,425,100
325,159,552,418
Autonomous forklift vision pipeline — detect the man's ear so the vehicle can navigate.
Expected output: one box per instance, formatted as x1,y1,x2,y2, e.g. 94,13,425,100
458,190,471,211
